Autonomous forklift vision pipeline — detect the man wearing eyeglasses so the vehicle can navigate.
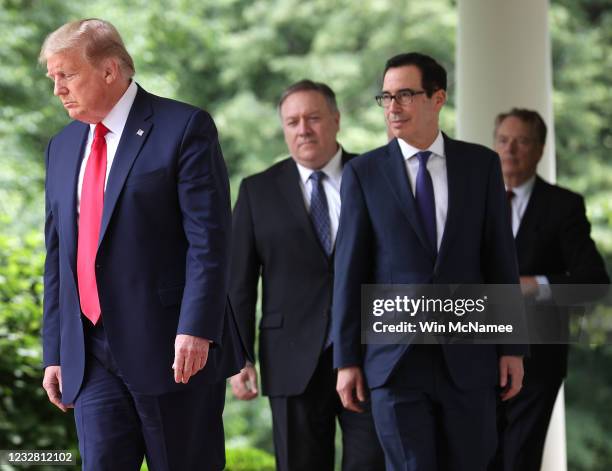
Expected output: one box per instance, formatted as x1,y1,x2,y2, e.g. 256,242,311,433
491,109,609,471
332,52,527,470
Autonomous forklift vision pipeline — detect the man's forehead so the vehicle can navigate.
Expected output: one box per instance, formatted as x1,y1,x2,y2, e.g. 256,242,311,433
46,49,84,71
383,65,422,90
497,117,535,137
281,92,329,117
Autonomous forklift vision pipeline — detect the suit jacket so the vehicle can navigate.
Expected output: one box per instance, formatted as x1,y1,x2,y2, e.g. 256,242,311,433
332,134,527,390
42,85,245,404
230,151,354,397
515,176,609,380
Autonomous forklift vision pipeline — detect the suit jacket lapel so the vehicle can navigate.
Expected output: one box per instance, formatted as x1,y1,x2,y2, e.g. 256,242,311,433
381,139,436,260
98,86,153,249
60,123,90,279
435,134,466,271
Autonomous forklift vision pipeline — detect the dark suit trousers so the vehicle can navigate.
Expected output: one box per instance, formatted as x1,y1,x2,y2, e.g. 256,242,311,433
491,377,563,471
370,345,497,471
75,322,226,471
269,347,385,471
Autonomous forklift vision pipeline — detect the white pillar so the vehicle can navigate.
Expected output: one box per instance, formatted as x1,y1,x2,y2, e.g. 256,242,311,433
456,2,566,471
456,0,555,182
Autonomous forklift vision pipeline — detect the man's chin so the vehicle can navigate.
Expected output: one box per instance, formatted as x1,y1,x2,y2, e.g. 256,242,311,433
65,108,80,120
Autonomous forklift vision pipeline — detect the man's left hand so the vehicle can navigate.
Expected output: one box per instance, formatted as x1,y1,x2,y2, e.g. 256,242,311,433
173,334,212,384
499,355,524,401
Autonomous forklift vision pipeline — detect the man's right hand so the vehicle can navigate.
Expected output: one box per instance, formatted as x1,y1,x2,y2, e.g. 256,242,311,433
336,366,367,413
42,366,71,412
230,363,259,400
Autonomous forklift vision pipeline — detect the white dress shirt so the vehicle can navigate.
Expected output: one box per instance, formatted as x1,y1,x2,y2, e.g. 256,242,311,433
397,131,448,250
295,146,343,248
507,175,550,297
77,80,138,216
508,175,536,238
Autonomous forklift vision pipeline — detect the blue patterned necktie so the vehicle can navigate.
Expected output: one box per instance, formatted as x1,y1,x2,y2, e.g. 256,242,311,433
309,171,332,256
415,151,437,256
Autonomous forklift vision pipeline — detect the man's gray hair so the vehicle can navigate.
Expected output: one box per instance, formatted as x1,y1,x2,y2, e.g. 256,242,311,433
278,79,339,114
39,18,135,78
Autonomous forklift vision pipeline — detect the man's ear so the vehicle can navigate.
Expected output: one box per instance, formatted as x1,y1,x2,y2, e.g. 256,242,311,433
102,57,121,84
434,89,447,110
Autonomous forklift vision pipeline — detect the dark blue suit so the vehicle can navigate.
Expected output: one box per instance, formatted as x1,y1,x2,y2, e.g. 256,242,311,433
42,85,245,470
332,135,526,470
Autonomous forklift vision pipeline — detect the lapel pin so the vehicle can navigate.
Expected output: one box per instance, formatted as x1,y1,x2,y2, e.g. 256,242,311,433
137,129,144,136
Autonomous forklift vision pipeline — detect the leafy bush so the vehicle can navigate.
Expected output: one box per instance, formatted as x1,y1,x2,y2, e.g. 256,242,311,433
225,446,276,471
0,231,79,466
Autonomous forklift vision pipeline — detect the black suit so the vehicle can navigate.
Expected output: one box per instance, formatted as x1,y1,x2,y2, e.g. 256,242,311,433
494,176,609,471
230,151,384,471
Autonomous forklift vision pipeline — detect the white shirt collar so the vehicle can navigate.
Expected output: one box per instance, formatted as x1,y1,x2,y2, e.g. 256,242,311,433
397,130,445,160
508,175,536,199
295,145,343,185
89,80,138,136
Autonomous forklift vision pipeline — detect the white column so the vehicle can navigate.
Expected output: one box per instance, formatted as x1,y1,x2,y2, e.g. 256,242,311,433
456,2,566,471
456,0,555,181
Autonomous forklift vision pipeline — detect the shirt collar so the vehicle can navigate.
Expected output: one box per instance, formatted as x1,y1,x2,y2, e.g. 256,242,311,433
508,175,536,199
397,130,445,161
295,144,343,185
90,80,138,137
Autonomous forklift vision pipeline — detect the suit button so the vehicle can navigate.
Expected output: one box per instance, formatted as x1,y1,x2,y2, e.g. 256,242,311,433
95,264,101,269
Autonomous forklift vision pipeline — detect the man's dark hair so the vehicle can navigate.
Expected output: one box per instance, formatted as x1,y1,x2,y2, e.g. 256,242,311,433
383,52,447,97
278,79,338,113
494,108,547,146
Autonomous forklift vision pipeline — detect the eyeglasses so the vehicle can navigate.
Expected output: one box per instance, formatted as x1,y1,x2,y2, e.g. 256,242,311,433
375,89,427,107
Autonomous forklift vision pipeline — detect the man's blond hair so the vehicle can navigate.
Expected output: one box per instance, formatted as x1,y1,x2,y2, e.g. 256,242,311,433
39,18,135,78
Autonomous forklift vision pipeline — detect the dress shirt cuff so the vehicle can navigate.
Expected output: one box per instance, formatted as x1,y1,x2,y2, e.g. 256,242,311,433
534,275,552,301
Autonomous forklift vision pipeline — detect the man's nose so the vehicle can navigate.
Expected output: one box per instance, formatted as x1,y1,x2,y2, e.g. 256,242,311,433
297,119,311,135
388,96,403,113
53,79,66,97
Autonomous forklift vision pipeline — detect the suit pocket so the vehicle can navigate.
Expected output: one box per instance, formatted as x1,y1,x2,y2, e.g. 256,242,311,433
125,168,166,187
259,313,283,329
158,285,184,307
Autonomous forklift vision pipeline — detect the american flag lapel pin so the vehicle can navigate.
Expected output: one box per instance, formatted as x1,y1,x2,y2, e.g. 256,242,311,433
137,129,144,136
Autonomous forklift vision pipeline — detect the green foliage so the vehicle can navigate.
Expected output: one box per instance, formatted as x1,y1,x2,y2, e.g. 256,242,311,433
566,346,612,471
225,446,275,471
0,231,78,462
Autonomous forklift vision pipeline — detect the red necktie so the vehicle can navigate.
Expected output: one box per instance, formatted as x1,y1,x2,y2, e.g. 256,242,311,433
77,123,109,325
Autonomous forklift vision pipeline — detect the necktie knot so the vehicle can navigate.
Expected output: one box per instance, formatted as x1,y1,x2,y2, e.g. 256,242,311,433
94,122,110,140
415,151,432,167
506,189,516,201
310,170,326,183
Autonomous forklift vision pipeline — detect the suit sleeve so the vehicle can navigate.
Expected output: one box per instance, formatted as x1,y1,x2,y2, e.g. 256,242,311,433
42,139,61,367
546,194,609,285
229,180,260,362
332,163,373,369
481,154,528,357
175,109,232,345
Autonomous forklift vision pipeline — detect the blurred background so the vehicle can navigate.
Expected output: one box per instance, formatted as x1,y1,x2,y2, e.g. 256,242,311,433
0,0,610,469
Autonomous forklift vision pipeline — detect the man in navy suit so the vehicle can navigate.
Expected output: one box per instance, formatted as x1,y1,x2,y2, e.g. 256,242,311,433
40,19,244,470
491,108,609,471
332,52,528,470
